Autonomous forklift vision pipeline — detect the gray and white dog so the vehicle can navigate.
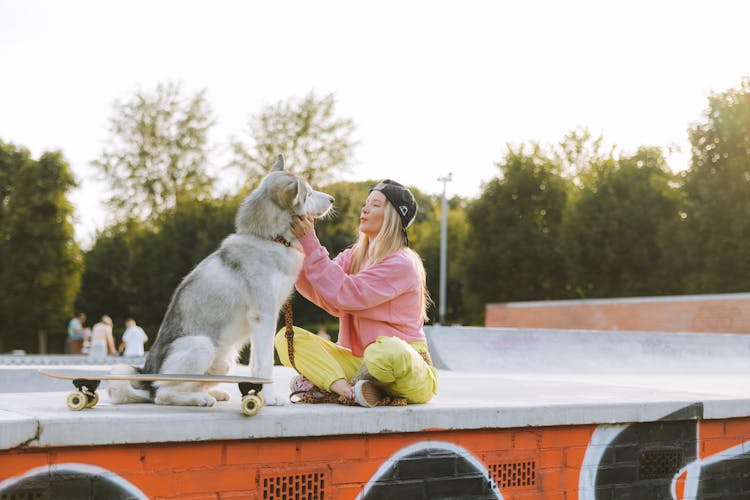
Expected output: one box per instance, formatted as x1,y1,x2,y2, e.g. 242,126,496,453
108,155,334,407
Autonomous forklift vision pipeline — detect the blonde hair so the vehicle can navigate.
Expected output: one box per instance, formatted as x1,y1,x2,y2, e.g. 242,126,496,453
349,201,431,320
101,315,113,326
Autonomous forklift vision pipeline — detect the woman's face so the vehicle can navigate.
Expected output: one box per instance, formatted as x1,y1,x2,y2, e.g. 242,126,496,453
360,191,387,239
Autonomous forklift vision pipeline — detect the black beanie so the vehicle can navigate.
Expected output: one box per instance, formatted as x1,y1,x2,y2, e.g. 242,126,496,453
370,180,418,244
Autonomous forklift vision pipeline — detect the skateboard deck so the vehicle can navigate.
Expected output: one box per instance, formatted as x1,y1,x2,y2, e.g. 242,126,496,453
38,369,272,416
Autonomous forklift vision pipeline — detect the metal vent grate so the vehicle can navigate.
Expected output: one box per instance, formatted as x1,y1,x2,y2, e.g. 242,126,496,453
260,470,327,500
1,491,45,500
488,460,537,489
639,449,683,479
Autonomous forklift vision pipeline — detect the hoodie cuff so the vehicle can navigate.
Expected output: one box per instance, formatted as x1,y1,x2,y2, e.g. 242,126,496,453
298,231,320,254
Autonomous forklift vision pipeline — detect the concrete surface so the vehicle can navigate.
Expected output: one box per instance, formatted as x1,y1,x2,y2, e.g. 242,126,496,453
1,326,749,450
426,325,750,373
0,354,145,366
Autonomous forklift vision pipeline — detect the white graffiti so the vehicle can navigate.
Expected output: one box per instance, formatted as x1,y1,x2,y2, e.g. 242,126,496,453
357,440,503,499
578,424,628,500
0,462,148,499
672,439,750,500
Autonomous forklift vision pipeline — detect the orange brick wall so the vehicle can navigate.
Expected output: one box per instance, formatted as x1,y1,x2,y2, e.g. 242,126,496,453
0,428,591,499
3,416,750,498
485,295,750,332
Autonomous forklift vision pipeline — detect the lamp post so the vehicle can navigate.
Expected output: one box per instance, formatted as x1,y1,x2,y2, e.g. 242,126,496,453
437,173,452,325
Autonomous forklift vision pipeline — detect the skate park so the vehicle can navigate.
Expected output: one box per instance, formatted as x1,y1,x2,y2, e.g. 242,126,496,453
5,1,750,498
2,293,750,499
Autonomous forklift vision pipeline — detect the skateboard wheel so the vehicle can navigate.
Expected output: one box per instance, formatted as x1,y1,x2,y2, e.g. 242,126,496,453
241,395,262,417
256,392,265,407
67,391,88,411
85,393,99,408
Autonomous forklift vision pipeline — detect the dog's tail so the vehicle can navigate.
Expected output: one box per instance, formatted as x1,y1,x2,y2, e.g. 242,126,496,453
107,364,152,404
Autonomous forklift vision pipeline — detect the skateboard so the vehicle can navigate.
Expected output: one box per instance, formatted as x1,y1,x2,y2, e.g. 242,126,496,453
38,369,272,416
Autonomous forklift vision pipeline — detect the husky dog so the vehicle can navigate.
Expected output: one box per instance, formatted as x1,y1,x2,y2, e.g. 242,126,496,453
108,155,333,407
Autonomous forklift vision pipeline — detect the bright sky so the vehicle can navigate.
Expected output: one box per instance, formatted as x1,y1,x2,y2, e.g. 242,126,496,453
1,0,749,246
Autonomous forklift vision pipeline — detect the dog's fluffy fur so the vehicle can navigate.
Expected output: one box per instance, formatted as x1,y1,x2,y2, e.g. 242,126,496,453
108,155,333,407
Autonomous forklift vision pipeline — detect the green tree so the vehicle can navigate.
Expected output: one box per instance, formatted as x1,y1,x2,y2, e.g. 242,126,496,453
463,145,570,322
0,141,26,235
561,147,682,297
78,197,237,339
92,81,216,220
231,92,357,186
0,141,29,350
411,196,470,325
0,144,82,352
554,127,611,181
76,220,143,331
682,78,750,292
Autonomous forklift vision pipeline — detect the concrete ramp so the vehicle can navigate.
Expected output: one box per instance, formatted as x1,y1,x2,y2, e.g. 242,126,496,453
425,325,750,374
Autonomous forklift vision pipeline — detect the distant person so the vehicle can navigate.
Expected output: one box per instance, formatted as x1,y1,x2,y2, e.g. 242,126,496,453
67,313,89,354
119,317,149,357
87,315,116,357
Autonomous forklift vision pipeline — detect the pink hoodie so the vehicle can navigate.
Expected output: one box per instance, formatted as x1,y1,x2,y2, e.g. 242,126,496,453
295,231,426,357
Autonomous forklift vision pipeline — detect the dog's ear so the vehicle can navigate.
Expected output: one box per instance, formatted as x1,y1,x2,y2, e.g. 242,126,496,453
294,178,305,206
272,154,285,172
274,177,300,208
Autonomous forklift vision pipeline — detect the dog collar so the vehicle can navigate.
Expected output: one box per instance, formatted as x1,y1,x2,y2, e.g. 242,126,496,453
272,235,292,247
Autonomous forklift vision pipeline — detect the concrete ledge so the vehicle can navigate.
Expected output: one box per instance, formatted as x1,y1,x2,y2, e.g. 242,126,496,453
0,366,746,450
0,355,144,366
1,327,749,450
0,410,38,449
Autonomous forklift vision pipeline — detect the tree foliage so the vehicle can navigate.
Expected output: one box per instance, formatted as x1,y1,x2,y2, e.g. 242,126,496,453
231,92,357,186
463,145,570,320
561,147,682,297
555,127,611,181
10,75,750,358
411,196,470,324
77,197,237,339
92,82,216,220
682,78,750,292
0,143,82,352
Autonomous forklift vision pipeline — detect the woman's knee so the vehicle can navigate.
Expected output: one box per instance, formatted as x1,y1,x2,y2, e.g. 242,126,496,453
365,336,409,355
364,337,413,382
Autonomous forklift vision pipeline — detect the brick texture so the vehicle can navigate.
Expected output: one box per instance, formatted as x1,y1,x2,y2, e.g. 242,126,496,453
486,294,750,332
3,418,750,498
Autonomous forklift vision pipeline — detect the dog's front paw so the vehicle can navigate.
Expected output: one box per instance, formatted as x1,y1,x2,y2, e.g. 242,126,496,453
209,388,232,402
194,393,217,407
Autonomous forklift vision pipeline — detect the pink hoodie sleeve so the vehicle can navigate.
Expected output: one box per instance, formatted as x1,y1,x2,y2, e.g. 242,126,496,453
295,258,345,317
296,231,417,312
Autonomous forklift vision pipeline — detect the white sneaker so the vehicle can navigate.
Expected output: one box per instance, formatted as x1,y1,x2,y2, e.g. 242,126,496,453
289,374,315,393
353,380,383,408
289,374,334,402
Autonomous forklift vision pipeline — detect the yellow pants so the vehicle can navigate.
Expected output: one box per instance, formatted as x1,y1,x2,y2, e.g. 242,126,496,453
274,326,438,404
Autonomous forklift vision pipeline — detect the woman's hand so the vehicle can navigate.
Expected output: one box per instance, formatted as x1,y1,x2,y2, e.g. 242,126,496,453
290,215,314,238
